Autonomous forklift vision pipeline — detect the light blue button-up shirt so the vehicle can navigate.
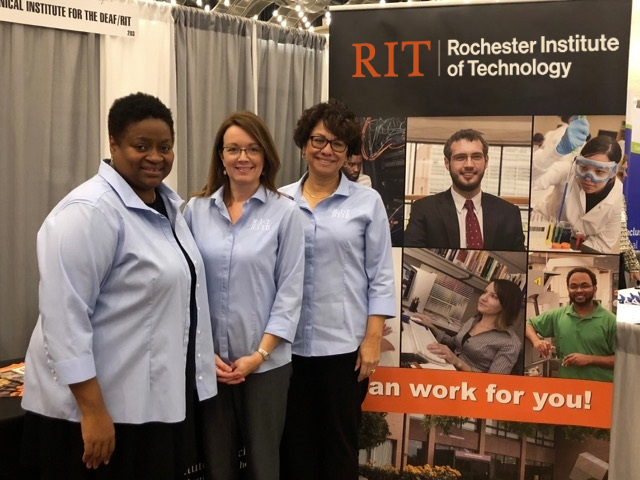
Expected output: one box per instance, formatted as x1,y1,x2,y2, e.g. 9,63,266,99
22,161,217,424
280,173,396,357
184,186,304,372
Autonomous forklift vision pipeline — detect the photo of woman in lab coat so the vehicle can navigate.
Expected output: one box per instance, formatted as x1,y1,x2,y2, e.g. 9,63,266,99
533,135,622,254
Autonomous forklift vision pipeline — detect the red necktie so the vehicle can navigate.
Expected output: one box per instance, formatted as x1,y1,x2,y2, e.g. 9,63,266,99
464,199,484,249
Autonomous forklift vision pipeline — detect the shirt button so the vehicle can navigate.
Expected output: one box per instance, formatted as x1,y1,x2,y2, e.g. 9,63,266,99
197,353,201,358
198,376,203,381
197,329,201,335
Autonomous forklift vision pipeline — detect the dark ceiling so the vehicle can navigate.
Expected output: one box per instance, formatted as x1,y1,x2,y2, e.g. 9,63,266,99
174,0,423,32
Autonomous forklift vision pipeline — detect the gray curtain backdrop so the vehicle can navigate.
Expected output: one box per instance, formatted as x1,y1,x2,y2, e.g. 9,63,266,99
173,9,256,196
254,23,325,187
0,22,100,360
173,7,326,197
2,8,325,361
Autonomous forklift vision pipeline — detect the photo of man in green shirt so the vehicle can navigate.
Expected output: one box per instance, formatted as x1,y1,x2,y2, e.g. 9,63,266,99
526,267,616,382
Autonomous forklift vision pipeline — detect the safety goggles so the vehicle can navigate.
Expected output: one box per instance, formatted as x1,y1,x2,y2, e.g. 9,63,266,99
574,156,617,183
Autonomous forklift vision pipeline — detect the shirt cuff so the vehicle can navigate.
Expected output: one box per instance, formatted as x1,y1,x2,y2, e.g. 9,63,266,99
53,353,97,385
368,297,396,318
265,317,297,344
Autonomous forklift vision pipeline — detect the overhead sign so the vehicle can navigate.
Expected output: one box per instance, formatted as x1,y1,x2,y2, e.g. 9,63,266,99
0,0,138,37
330,0,631,116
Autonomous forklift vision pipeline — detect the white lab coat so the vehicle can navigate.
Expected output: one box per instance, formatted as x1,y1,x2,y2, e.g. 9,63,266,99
533,161,622,253
531,123,568,182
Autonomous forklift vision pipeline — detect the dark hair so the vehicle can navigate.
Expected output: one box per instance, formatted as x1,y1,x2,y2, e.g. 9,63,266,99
617,154,629,181
580,135,622,164
560,115,573,124
194,111,280,201
293,99,361,157
491,279,522,330
532,132,545,144
108,92,174,144
566,267,597,287
443,129,489,159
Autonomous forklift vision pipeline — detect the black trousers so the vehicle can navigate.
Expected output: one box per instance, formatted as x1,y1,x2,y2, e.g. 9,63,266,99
280,351,368,480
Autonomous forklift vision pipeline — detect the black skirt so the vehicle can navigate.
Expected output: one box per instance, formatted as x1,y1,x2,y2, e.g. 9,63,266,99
21,391,203,480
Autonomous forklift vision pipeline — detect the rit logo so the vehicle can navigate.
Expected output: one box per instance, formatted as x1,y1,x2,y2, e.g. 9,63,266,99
250,219,272,231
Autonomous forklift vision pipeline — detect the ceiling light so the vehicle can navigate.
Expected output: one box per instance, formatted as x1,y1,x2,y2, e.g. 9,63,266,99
302,15,307,22
295,5,301,11
196,0,202,6
223,0,229,6
204,4,210,11
277,15,282,22
309,26,314,32
298,11,303,17
281,20,287,27
252,14,258,20
325,11,331,19
304,20,310,28
272,8,278,16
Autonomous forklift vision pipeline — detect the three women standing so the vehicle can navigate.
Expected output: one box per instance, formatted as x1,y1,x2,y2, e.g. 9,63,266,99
185,111,304,480
23,95,392,479
279,99,396,480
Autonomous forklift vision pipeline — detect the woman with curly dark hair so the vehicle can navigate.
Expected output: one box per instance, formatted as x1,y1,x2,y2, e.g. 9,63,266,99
279,99,396,480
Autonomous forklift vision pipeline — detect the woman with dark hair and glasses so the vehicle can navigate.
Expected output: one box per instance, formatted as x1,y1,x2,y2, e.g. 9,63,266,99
534,135,623,253
184,111,304,480
412,279,523,374
279,99,396,480
21,92,217,479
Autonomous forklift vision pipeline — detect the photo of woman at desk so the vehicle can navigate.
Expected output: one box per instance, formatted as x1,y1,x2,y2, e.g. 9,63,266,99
400,248,527,375
408,279,523,374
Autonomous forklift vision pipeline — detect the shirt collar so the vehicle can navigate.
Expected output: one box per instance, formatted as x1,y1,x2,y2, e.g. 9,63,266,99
211,184,268,207
335,171,351,196
293,171,351,199
98,159,183,211
450,188,482,214
567,301,604,319
287,175,306,202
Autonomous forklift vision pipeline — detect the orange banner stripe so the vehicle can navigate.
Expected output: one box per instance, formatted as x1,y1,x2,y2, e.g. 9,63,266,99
362,367,612,428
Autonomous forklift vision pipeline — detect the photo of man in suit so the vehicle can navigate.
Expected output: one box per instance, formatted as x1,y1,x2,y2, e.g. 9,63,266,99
404,129,526,251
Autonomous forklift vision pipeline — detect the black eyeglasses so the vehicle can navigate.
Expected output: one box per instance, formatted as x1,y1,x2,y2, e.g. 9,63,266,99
309,135,348,153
